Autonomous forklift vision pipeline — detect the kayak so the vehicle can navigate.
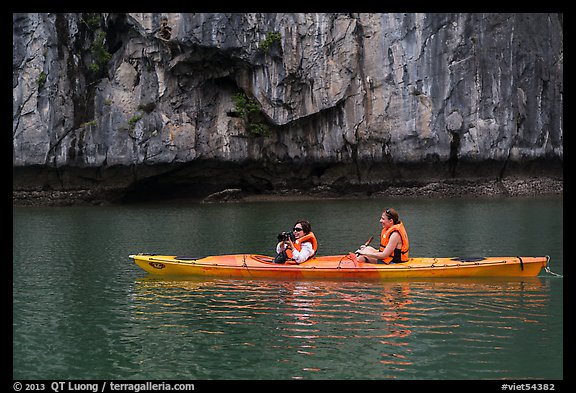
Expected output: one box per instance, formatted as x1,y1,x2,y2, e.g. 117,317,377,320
129,253,549,280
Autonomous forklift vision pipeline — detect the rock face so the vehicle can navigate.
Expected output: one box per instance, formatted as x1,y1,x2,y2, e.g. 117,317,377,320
13,13,563,200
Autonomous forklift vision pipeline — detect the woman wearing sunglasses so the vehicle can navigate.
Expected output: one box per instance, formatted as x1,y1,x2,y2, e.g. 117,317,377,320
355,208,410,264
274,219,318,264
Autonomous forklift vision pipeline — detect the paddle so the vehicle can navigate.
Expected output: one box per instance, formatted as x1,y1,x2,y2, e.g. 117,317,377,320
357,236,374,255
346,236,374,264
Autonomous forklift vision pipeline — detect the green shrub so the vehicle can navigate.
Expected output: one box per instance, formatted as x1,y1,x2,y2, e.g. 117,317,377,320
128,114,143,129
247,123,269,137
82,120,97,127
260,32,282,53
89,31,112,74
232,92,270,137
37,71,47,89
85,14,102,29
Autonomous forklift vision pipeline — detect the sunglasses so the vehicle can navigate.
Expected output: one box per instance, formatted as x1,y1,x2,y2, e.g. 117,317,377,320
293,227,303,232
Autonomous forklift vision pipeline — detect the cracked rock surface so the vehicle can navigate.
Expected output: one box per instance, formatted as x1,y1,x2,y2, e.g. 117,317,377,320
13,13,563,203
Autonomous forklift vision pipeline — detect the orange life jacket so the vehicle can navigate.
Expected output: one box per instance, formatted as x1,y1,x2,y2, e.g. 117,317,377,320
379,222,409,263
286,232,318,260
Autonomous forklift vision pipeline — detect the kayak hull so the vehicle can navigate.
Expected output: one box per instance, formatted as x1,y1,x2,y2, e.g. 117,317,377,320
130,253,547,280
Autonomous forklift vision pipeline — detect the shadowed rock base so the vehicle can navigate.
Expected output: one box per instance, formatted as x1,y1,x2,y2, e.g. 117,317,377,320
13,159,563,206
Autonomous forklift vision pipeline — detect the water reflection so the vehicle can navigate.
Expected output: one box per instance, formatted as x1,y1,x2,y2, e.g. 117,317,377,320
130,276,550,379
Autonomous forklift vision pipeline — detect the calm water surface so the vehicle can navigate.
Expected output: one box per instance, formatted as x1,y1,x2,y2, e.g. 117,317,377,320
13,197,563,380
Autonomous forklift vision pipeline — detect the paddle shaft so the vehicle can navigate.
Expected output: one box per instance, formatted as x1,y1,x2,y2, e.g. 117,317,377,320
356,236,374,256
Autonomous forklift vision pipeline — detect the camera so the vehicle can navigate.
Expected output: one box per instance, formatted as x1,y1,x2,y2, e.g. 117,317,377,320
277,231,296,242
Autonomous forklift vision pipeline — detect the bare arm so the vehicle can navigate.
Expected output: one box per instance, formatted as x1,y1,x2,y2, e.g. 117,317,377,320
356,232,401,262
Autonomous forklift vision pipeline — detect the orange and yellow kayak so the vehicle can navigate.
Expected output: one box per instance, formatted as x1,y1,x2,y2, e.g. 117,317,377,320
130,253,549,280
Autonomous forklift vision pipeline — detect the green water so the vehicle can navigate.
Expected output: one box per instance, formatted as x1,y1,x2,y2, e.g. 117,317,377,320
13,196,563,380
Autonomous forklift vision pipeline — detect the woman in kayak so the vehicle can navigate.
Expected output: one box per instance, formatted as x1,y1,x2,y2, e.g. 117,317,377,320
275,219,318,264
355,208,409,264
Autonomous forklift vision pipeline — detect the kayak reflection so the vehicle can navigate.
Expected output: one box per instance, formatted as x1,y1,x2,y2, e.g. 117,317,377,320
129,276,548,378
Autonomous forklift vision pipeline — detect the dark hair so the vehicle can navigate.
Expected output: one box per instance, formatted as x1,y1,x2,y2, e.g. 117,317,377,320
384,208,400,225
295,219,311,234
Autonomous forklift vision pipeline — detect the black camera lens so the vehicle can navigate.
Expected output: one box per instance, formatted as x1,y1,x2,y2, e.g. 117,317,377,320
277,231,294,242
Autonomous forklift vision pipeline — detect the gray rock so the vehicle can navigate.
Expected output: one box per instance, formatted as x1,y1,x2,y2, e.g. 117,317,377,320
13,13,563,197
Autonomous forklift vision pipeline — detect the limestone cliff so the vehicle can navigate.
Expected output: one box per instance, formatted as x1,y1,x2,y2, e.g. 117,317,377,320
13,13,563,200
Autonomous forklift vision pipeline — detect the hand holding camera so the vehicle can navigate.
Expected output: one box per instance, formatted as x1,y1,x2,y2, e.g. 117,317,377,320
277,231,296,242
